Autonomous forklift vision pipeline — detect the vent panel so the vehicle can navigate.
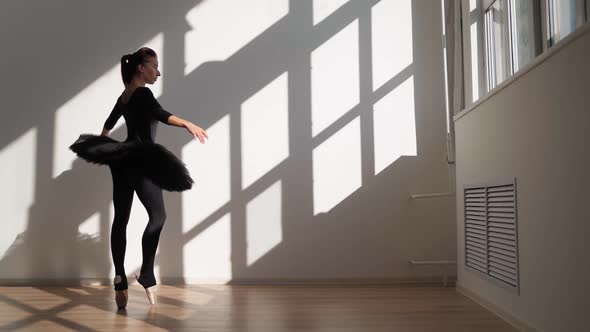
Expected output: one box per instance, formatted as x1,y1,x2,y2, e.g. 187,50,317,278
464,180,519,291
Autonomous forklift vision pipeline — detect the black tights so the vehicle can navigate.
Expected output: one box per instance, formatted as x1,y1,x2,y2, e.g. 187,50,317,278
110,166,166,291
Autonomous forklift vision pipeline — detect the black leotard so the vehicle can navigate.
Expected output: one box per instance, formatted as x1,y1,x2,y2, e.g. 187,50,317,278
70,86,192,192
104,87,172,142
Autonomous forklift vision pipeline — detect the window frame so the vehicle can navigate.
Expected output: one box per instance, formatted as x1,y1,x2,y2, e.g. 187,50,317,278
482,0,542,91
484,0,513,90
545,0,587,47
459,0,590,111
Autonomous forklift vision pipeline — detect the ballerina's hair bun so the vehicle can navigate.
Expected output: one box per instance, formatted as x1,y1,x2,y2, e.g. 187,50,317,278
120,48,157,84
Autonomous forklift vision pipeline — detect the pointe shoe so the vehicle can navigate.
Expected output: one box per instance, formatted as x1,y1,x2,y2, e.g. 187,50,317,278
115,290,128,309
113,275,128,309
135,272,156,305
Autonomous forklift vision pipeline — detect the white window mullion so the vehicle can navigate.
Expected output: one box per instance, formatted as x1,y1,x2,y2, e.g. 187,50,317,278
485,13,492,89
509,0,518,72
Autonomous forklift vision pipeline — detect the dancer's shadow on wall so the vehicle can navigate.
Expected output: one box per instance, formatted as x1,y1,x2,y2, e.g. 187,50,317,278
0,0,204,283
0,158,112,282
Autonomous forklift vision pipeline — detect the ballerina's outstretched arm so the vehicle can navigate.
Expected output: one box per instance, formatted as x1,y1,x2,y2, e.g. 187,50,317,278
98,116,207,143
166,115,208,144
138,87,208,144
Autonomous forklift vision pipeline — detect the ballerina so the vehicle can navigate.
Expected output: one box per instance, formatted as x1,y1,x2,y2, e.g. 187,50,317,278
70,47,207,309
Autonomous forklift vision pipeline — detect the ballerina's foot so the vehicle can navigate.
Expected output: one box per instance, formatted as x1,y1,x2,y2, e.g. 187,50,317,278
115,290,128,309
135,272,156,305
113,275,128,309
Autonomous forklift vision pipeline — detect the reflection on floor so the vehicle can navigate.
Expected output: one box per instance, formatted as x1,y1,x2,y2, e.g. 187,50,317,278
0,284,517,331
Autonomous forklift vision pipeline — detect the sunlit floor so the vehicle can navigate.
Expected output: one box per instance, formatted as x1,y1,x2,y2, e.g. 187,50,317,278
0,284,516,331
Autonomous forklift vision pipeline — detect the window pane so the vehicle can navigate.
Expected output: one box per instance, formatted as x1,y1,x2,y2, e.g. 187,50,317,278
510,0,537,71
485,0,511,89
547,0,585,46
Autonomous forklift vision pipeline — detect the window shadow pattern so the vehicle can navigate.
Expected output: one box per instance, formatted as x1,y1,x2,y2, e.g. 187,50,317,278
0,0,455,330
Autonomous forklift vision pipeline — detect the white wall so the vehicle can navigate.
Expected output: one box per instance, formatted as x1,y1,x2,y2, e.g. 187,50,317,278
0,0,454,284
455,27,590,332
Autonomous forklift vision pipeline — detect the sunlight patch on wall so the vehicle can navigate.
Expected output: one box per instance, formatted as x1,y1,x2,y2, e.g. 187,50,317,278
0,127,36,260
313,0,349,25
241,72,289,189
313,117,361,215
184,0,289,75
373,76,417,175
53,33,164,178
182,115,231,233
246,180,282,266
311,19,359,136
78,212,100,237
371,0,413,90
183,213,232,282
154,265,161,282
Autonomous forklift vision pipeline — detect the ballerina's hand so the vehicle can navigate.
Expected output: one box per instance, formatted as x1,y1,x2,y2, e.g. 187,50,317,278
186,122,208,143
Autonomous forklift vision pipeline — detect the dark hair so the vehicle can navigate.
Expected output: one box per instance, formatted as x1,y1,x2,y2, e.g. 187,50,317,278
120,47,157,85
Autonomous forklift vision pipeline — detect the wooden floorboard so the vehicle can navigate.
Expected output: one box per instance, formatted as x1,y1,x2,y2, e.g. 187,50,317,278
0,285,517,331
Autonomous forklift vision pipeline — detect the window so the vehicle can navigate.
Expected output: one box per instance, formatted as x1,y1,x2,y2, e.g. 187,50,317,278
460,0,589,107
484,0,540,90
485,0,510,88
546,0,587,46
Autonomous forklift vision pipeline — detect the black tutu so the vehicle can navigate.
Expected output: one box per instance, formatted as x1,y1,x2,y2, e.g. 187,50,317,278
69,134,193,192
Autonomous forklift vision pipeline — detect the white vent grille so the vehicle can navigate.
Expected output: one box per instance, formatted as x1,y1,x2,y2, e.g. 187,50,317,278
464,180,519,291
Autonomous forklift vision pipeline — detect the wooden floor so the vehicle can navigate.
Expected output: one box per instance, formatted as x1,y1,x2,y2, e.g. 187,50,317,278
0,284,517,332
